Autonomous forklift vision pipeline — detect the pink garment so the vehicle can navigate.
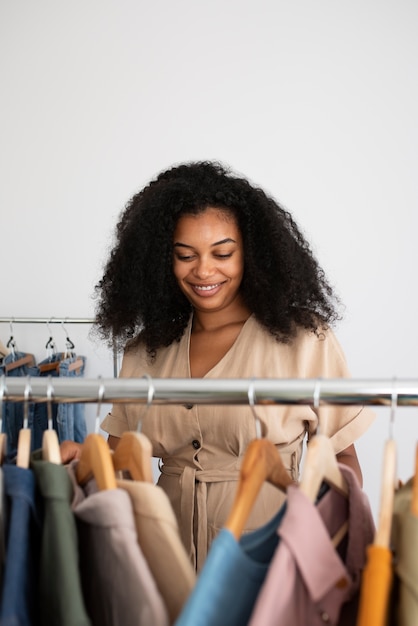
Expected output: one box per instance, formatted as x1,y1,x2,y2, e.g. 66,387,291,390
249,464,375,626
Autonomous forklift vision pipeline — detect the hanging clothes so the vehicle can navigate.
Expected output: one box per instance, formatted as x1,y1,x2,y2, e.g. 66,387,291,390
31,451,91,626
174,502,287,626
356,543,394,626
391,477,418,626
248,464,375,626
1,351,35,459
66,462,169,626
0,463,42,625
118,479,196,624
56,354,87,443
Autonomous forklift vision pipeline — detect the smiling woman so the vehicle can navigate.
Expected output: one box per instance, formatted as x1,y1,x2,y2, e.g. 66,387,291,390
60,160,375,572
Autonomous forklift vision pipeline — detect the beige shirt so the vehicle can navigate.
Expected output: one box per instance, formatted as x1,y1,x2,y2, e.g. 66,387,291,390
117,480,196,624
101,315,375,571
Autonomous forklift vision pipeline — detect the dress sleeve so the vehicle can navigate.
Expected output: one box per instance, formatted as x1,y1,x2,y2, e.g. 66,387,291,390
305,329,375,454
100,342,147,437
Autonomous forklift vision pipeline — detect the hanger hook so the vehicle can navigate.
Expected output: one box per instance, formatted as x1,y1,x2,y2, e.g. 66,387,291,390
248,378,262,439
313,378,322,435
45,318,57,353
137,374,155,433
23,375,32,428
46,375,55,429
7,318,16,355
95,376,106,433
61,320,75,352
389,377,398,439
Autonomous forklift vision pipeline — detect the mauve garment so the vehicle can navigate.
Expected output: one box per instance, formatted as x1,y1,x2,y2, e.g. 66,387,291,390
67,464,169,626
249,464,375,626
101,315,375,571
117,479,196,624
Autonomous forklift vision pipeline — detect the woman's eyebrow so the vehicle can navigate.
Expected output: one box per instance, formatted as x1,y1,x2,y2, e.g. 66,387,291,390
173,238,236,249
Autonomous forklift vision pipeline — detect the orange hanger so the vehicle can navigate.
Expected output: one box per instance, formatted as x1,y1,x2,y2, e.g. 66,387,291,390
112,431,153,482
76,433,117,491
224,380,294,540
225,438,294,540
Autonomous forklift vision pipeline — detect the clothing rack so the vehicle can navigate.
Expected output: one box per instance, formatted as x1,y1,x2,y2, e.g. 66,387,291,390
0,316,119,377
1,377,417,407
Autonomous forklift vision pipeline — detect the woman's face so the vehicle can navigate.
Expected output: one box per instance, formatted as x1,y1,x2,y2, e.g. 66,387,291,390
173,207,245,315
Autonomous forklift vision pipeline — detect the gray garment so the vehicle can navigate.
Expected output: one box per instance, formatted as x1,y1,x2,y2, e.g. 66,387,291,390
67,464,169,626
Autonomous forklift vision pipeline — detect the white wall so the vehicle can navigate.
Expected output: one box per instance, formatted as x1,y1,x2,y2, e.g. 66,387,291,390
1,0,417,520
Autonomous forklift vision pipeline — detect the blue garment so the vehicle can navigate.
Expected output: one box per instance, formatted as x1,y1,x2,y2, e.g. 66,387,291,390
1,352,34,460
28,355,61,451
57,355,87,443
175,503,287,626
0,464,42,625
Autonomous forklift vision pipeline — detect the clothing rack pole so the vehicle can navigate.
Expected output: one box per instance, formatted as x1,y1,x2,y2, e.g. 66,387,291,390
0,317,119,377
2,377,418,407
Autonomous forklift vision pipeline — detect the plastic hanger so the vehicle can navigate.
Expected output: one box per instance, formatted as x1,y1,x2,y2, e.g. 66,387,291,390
16,376,32,469
374,382,398,544
0,375,8,465
299,379,349,503
224,380,294,540
112,374,154,482
42,377,61,464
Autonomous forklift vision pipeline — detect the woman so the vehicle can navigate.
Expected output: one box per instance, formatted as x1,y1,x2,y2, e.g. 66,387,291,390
62,161,374,571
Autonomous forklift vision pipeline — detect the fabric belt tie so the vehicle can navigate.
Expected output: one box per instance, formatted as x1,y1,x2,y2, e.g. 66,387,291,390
161,464,240,571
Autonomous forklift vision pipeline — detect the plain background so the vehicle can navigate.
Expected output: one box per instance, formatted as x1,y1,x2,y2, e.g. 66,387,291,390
1,0,417,520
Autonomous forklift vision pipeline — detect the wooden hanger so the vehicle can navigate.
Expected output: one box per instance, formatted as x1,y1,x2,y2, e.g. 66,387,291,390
16,376,32,469
412,443,418,518
5,353,35,373
41,377,61,464
299,434,349,546
16,429,31,468
299,434,349,502
225,438,294,540
374,438,397,544
42,430,62,464
0,433,7,465
112,431,153,482
76,433,117,490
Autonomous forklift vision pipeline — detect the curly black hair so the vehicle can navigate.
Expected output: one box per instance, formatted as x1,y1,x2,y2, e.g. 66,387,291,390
94,161,341,354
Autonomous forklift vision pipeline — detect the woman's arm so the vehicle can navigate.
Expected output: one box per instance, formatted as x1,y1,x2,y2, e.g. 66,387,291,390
336,443,363,487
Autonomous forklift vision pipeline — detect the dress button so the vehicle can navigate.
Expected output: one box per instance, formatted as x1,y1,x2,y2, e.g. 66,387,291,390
192,440,201,450
184,403,194,410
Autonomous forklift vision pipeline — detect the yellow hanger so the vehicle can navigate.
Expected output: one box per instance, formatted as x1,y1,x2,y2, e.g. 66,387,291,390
224,380,294,540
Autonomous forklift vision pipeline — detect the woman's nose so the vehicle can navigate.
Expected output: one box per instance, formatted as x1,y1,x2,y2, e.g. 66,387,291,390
194,257,214,278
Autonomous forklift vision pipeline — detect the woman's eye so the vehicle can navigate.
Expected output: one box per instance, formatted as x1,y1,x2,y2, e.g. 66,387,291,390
215,253,232,259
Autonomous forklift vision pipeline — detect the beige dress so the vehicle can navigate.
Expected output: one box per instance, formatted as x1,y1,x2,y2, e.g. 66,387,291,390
101,315,375,571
